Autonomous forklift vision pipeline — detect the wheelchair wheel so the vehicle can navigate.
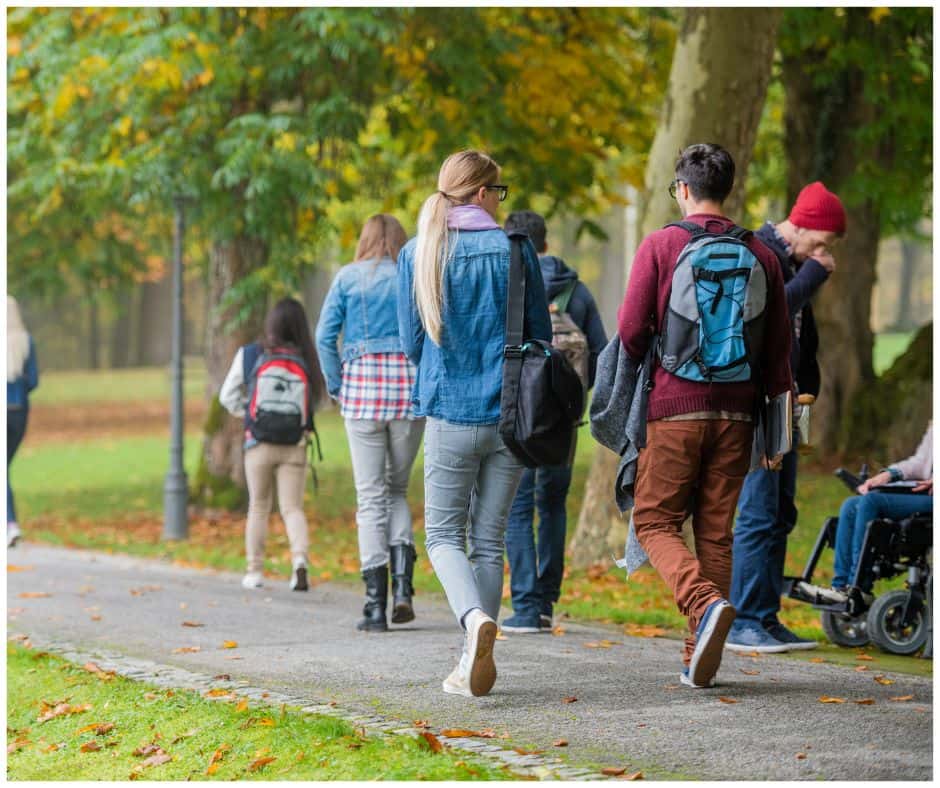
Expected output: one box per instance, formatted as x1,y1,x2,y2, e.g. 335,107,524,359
868,589,929,655
820,610,870,647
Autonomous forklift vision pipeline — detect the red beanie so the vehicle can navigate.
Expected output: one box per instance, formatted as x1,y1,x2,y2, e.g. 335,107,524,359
788,181,846,234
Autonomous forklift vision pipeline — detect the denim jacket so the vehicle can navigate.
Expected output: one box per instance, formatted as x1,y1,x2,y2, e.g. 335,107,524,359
315,257,405,398
397,228,553,425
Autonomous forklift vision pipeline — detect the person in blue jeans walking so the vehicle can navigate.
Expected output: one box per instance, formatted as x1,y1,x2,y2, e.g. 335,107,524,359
500,211,607,633
7,296,39,548
398,151,552,697
727,182,846,653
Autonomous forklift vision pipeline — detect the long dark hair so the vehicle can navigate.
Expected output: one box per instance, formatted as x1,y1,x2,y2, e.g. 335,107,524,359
262,297,326,409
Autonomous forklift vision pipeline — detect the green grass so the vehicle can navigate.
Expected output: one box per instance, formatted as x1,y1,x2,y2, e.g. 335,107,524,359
873,331,916,375
6,644,515,781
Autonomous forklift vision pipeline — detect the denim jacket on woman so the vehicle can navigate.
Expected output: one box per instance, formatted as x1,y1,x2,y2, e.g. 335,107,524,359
315,256,405,398
397,227,553,425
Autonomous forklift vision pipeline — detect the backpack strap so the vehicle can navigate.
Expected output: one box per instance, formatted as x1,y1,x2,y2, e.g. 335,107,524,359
551,281,578,315
504,233,527,351
241,343,263,429
725,224,753,241
665,220,709,237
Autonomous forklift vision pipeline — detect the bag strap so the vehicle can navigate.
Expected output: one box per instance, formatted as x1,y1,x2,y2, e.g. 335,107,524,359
665,220,709,237
504,233,527,350
551,281,578,315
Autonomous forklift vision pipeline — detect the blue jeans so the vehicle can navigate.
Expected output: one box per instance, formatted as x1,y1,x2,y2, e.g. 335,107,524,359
7,407,28,524
422,418,525,626
505,465,573,620
832,492,933,590
730,441,798,627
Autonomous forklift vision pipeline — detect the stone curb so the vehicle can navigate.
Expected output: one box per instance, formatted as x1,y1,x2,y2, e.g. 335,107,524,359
10,633,605,781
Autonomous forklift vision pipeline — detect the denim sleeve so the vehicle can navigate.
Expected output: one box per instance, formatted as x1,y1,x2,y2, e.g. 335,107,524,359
25,338,39,393
397,247,425,365
314,273,346,398
785,258,829,316
522,241,552,343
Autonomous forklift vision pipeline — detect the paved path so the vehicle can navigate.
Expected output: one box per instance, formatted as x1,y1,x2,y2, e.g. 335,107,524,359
7,544,933,780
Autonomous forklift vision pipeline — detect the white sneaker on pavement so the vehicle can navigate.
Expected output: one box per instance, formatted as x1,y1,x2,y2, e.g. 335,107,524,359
242,572,264,589
7,522,21,548
463,608,498,697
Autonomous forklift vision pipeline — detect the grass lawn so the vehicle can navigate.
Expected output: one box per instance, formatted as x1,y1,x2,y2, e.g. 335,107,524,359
873,330,916,375
6,644,513,781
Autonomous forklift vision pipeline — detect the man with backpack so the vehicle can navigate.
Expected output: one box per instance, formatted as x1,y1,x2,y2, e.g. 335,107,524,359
618,144,792,688
726,182,845,653
501,210,607,633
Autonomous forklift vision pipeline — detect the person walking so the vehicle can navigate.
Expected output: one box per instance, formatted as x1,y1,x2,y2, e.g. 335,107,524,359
618,143,792,689
727,182,846,653
219,297,326,591
398,150,552,696
501,210,607,633
316,214,426,632
7,296,39,548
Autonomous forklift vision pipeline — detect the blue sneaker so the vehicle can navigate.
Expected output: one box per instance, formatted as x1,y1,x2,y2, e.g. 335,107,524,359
688,599,736,687
725,622,790,653
501,613,541,634
765,621,818,651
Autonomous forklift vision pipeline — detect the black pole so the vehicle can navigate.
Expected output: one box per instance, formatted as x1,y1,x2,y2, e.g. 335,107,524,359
163,196,189,540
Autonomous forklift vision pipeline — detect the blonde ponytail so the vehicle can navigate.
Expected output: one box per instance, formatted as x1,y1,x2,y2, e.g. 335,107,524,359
7,296,30,383
412,150,501,346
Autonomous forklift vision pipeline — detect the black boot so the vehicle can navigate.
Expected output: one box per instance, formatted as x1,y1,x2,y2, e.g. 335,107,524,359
357,565,388,632
390,544,417,624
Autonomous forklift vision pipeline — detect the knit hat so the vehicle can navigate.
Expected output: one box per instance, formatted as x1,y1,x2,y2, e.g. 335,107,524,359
788,181,846,234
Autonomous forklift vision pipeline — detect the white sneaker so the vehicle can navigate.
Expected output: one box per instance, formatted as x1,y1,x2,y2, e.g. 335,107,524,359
442,652,472,697
463,609,498,697
290,563,308,592
242,572,264,589
7,522,21,548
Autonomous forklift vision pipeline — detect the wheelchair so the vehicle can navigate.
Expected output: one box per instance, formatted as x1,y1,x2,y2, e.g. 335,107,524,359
782,466,933,657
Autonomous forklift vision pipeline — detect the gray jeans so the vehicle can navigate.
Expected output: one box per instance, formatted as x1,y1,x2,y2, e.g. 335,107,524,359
345,418,425,571
423,417,525,626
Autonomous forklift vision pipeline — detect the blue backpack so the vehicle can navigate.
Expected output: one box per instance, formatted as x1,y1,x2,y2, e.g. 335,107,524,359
658,221,768,383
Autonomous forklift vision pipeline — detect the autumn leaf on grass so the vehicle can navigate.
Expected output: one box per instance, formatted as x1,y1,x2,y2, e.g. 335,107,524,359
18,592,51,599
76,722,114,736
39,703,92,723
513,747,543,755
889,695,915,702
80,740,103,753
140,752,172,769
624,624,666,638
553,739,568,747
133,743,163,757
873,675,895,685
818,696,846,704
809,657,826,663
855,653,875,661
413,719,430,729
602,767,626,776
170,729,198,744
441,729,484,738
205,688,233,698
182,621,204,628
206,744,230,775
172,646,200,654
248,756,276,772
717,697,738,704
8,738,30,754
853,699,876,705
235,699,249,713
562,696,578,704
221,640,238,649
83,663,115,681
624,772,644,780
419,731,443,753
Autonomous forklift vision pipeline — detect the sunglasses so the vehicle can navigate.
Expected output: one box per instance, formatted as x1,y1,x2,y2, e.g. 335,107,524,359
486,184,509,202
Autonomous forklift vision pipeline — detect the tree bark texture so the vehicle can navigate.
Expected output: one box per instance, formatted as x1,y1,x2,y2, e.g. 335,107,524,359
194,236,267,507
570,8,781,568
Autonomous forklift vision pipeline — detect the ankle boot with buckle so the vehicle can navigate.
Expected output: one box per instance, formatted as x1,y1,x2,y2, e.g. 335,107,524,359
390,543,417,624
357,565,388,632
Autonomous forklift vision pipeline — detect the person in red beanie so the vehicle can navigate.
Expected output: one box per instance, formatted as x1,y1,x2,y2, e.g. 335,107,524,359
726,180,846,654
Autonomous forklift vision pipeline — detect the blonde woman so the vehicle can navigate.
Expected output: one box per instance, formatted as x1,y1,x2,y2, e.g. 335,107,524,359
7,296,39,548
316,215,425,632
397,151,552,696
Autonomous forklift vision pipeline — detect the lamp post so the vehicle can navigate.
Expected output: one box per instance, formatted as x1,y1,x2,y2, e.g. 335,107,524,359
163,196,189,540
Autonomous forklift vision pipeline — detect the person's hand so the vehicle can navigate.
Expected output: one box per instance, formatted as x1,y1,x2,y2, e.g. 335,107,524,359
858,470,892,494
812,248,836,274
913,479,933,495
761,453,784,471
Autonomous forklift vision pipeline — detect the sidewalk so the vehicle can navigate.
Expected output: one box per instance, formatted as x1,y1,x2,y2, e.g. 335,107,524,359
6,543,933,780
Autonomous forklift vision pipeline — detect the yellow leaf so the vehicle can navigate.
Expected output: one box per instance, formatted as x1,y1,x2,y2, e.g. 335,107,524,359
274,132,297,153
248,756,277,772
235,699,249,713
818,696,846,704
172,646,200,654
870,7,891,24
116,116,133,137
8,36,22,56
889,695,915,702
853,698,876,705
221,641,238,649
873,675,895,686
717,697,738,704
7,564,33,572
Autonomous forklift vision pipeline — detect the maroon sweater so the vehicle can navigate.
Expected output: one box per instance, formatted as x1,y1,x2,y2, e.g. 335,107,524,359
618,213,792,421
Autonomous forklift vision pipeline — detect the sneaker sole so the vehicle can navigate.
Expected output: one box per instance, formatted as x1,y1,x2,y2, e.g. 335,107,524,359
442,679,473,697
467,619,497,697
725,640,791,654
680,671,714,689
778,640,818,651
500,625,541,634
690,603,736,687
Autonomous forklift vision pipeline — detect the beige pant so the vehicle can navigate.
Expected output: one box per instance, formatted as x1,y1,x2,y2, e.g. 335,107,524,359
244,442,309,573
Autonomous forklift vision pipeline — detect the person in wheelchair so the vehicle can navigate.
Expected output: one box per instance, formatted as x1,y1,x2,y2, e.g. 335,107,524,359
799,422,932,603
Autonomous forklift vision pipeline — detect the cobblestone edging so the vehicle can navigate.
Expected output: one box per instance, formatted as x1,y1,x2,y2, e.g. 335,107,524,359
11,634,604,781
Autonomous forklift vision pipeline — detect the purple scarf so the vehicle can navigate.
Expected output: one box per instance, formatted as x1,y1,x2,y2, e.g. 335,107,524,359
447,204,500,231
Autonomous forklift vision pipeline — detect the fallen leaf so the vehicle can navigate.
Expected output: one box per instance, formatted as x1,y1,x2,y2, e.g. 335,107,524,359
205,689,233,698
80,741,101,753
513,747,543,755
247,755,276,771
221,641,238,649
90,615,102,622
18,592,51,599
133,744,163,757
182,621,204,628
129,585,162,596
818,696,846,704
7,564,33,572
143,693,158,701
854,665,869,672
76,722,114,736
44,743,59,752
38,703,92,723
553,739,568,747
551,625,566,636
796,752,807,760
602,767,627,776
625,772,644,780
235,699,249,713
256,718,275,727
170,729,197,744
624,624,666,638
853,699,876,705
636,723,647,728
413,719,430,729
479,729,497,738
889,695,915,702
140,752,172,768
441,729,483,738
8,738,30,754
562,696,578,704
663,684,680,690
718,697,738,704
855,653,875,661
213,674,231,681
739,669,760,676
205,744,230,775
809,657,826,663
419,731,442,753
873,675,895,685
172,646,200,654
223,655,243,661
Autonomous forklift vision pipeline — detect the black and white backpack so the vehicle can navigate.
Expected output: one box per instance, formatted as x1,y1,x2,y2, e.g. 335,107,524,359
243,344,313,445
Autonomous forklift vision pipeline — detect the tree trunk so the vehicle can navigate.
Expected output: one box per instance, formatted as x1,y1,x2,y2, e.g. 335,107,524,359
893,241,919,332
88,287,100,370
136,275,174,367
570,7,781,568
109,286,134,369
192,236,267,508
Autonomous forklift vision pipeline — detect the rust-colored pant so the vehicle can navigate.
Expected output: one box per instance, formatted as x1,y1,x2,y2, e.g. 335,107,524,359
633,418,753,664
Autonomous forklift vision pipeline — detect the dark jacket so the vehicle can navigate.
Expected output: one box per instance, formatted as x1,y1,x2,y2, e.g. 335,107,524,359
539,255,607,388
754,222,829,397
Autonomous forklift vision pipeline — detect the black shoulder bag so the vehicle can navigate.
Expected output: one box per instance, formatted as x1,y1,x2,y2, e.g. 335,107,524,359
498,233,584,468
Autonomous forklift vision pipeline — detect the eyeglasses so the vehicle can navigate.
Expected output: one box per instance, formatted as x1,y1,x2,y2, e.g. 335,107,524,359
668,178,684,200
486,184,509,202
